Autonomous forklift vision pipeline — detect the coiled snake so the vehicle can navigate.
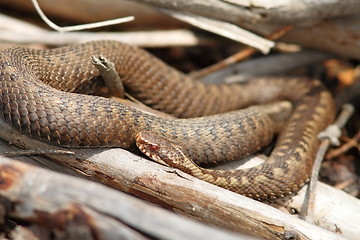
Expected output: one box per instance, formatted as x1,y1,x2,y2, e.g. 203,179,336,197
0,41,335,201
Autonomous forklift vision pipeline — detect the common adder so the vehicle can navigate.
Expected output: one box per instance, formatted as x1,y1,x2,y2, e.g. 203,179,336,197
0,41,335,201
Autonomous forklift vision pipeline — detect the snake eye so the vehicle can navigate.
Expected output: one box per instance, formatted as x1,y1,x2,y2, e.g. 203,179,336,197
150,145,159,152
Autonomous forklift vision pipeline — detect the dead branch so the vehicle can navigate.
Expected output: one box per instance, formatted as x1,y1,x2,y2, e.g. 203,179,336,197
241,16,360,60
197,51,332,83
0,118,350,240
0,14,207,48
132,0,360,26
131,0,360,59
0,156,253,240
159,9,274,53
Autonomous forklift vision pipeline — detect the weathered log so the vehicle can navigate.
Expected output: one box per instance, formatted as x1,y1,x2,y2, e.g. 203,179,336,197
0,118,349,240
0,156,254,240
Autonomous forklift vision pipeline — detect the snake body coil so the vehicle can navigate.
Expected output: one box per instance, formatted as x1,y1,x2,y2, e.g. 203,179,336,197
0,41,335,201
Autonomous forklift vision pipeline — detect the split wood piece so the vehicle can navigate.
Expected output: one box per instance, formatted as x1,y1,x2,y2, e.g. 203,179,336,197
131,0,360,59
241,17,360,60
0,119,348,240
159,9,274,53
132,0,360,26
0,14,207,48
0,157,252,240
282,182,360,240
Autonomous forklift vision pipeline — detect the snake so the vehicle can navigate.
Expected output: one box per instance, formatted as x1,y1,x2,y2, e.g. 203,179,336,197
0,41,335,201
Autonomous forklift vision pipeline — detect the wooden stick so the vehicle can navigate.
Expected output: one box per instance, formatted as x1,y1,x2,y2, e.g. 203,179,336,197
0,156,256,240
160,9,274,53
302,104,355,222
190,25,292,79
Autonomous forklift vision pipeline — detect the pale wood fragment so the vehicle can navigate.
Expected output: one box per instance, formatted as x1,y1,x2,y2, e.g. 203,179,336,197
0,14,205,48
132,0,360,26
282,183,360,240
0,156,256,240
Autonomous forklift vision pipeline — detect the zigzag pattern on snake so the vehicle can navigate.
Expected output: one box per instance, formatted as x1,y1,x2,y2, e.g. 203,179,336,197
0,41,335,201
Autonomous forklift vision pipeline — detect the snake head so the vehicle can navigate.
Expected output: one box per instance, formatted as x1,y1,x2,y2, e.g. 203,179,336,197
135,131,183,167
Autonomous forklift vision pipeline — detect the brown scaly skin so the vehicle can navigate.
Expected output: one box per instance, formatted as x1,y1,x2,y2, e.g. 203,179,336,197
0,41,335,201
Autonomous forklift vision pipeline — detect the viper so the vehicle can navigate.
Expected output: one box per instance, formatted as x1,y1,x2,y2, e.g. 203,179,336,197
0,41,335,201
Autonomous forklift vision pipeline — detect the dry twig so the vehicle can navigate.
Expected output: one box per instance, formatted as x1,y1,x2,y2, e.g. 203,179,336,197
190,25,292,78
326,131,360,159
301,104,355,222
31,0,134,32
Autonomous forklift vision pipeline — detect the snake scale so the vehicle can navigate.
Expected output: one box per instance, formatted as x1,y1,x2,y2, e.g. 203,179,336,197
0,41,335,201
